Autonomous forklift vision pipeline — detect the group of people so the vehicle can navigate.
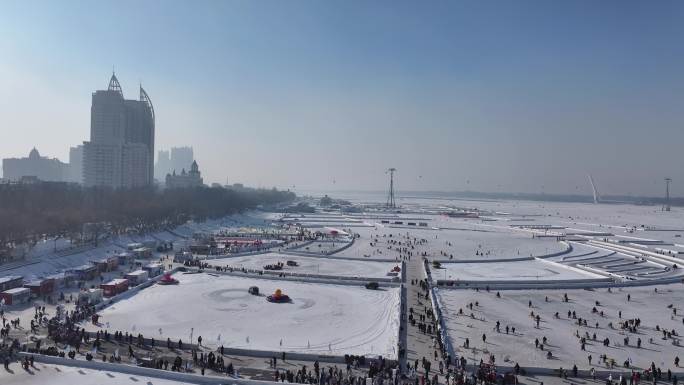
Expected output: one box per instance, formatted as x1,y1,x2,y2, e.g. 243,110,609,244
273,358,398,385
191,348,231,375
452,286,684,384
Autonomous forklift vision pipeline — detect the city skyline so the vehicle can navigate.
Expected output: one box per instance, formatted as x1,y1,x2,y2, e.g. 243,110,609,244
2,3,684,382
1,1,683,195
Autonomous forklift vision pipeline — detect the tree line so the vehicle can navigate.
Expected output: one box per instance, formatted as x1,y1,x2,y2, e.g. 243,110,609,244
0,182,296,253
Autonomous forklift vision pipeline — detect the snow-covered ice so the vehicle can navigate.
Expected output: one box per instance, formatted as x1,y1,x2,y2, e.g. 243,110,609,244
435,259,603,281
208,253,397,279
436,284,684,370
0,362,188,385
84,272,400,358
332,221,566,262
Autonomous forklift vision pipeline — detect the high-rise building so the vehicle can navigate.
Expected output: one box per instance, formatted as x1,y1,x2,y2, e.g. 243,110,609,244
2,148,68,182
68,145,84,183
83,73,155,188
154,150,171,181
170,147,193,174
155,146,194,180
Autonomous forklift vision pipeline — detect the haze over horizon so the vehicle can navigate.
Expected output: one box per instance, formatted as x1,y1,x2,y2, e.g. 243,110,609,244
1,0,683,196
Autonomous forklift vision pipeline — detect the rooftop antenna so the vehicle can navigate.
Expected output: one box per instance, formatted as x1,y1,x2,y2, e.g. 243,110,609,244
664,178,672,211
386,168,397,209
588,174,600,204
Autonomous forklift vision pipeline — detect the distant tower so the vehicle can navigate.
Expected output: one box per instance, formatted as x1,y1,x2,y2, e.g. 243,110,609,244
664,178,672,211
83,72,154,188
386,168,397,208
588,174,600,204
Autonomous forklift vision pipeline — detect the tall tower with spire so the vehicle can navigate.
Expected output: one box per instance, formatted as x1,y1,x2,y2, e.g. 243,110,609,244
83,72,155,188
108,72,123,95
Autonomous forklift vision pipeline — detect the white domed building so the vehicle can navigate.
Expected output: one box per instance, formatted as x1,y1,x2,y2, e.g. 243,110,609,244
2,147,69,182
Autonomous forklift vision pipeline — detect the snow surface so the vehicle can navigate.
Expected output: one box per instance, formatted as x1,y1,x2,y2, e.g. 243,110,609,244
436,259,603,281
288,240,353,254
84,272,400,358
0,362,187,385
208,253,397,279
332,221,566,262
436,284,684,370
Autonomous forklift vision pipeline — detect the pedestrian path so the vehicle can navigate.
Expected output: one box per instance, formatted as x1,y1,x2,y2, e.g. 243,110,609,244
402,255,440,379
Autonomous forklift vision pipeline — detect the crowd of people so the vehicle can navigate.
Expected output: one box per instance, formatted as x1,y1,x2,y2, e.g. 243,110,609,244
272,357,399,385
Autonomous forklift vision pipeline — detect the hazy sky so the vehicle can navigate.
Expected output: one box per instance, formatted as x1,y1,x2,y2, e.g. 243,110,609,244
1,0,683,196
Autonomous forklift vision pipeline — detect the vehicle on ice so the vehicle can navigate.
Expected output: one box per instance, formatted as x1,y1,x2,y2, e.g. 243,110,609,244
158,272,179,285
365,282,379,290
266,288,291,303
